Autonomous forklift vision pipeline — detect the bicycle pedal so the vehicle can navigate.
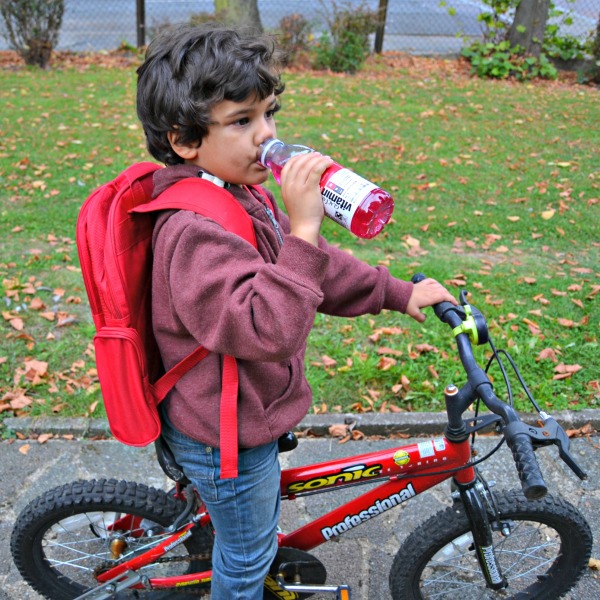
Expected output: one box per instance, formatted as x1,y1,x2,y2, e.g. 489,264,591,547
275,575,352,599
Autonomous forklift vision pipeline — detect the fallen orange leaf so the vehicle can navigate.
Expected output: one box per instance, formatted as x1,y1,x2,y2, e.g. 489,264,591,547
557,318,577,328
29,297,46,310
9,317,24,331
377,356,397,371
536,348,558,362
554,363,582,374
10,395,33,410
328,424,348,438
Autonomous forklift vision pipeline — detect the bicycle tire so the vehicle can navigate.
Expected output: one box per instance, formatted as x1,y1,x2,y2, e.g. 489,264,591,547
389,489,592,600
10,478,213,599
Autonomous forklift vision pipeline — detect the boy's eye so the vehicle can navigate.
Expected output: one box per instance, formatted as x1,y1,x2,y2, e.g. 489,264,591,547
266,103,281,119
236,117,250,126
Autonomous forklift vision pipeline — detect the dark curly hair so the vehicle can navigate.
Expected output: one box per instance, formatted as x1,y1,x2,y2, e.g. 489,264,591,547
136,24,285,165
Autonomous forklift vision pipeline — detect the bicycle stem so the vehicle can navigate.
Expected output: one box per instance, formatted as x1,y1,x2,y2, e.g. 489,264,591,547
444,338,520,436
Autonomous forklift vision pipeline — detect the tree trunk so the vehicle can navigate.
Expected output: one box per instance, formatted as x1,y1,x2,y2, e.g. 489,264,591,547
508,0,550,57
374,0,390,54
214,0,263,33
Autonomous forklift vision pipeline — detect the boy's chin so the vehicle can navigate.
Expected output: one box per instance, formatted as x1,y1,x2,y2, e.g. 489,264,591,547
246,170,271,186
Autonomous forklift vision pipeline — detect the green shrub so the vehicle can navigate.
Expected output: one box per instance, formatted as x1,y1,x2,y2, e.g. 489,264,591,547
579,14,600,84
0,0,64,68
277,13,312,66
457,0,560,81
462,40,557,81
189,11,228,27
450,0,592,81
543,1,591,63
313,1,378,73
544,30,587,62
471,0,515,45
592,14,600,59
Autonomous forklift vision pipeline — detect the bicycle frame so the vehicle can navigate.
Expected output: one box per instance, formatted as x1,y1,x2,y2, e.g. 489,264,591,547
279,434,474,550
27,279,590,600
93,433,476,592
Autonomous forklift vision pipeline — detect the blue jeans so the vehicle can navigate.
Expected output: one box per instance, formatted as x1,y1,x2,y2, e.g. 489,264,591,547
160,414,281,600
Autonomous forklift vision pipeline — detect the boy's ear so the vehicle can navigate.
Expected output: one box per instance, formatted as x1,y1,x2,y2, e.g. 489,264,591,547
167,131,200,161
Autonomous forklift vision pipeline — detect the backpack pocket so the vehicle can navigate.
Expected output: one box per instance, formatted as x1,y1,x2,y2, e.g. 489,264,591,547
94,327,161,446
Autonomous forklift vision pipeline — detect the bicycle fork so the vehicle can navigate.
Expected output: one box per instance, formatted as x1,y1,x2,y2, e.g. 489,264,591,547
455,478,508,591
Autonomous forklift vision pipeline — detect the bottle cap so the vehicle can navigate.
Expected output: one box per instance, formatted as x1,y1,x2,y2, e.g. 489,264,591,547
259,138,283,166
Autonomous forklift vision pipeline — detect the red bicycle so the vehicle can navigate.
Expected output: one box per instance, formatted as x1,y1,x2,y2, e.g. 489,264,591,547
11,275,593,599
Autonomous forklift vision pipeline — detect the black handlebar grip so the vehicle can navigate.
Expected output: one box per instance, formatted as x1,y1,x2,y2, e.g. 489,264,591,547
411,272,427,284
506,432,548,499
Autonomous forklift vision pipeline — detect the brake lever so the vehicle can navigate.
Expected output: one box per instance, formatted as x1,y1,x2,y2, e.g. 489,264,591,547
506,417,587,480
538,416,588,480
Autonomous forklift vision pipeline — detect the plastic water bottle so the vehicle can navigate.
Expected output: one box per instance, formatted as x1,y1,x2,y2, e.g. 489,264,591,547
259,138,394,239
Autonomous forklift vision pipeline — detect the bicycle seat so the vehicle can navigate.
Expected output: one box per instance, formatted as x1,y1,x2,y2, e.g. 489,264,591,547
154,435,191,485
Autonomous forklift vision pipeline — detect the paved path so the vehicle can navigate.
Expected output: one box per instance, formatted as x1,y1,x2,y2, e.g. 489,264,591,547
1,432,598,599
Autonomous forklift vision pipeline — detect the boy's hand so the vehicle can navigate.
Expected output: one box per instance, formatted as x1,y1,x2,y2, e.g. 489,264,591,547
280,152,334,246
406,278,458,323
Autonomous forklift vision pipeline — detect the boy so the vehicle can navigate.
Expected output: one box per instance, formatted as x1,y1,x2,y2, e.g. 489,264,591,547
136,24,457,599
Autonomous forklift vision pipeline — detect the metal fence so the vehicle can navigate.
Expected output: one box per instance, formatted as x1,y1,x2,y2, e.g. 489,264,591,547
1,0,598,56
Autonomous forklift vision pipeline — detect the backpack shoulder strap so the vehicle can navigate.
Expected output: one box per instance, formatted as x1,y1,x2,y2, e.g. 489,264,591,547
132,178,257,248
134,176,260,479
247,184,276,213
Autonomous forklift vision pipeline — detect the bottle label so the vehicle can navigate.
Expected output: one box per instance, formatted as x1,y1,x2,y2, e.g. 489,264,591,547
321,168,378,230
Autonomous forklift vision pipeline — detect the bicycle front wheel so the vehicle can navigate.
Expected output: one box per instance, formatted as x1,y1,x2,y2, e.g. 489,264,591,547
389,489,592,599
11,478,213,599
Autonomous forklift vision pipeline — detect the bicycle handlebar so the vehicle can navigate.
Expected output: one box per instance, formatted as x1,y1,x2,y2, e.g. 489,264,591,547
503,425,548,499
411,273,549,499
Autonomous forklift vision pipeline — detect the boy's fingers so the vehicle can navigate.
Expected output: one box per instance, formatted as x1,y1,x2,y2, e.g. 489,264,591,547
416,279,458,305
284,153,332,182
406,305,426,322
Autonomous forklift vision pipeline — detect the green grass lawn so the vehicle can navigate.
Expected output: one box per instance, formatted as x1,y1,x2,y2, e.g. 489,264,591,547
0,53,598,430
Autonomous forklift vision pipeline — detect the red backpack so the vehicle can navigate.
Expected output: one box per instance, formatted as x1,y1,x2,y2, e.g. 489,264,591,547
77,162,267,478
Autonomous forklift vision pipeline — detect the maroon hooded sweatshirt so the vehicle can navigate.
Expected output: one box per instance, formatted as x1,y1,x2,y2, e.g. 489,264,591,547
151,164,413,449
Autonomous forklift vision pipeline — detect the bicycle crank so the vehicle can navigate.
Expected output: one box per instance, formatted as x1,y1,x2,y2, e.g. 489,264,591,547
274,575,351,600
265,547,351,599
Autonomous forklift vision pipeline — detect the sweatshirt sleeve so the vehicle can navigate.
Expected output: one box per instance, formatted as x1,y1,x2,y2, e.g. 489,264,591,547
153,211,330,362
275,210,413,317
317,240,414,316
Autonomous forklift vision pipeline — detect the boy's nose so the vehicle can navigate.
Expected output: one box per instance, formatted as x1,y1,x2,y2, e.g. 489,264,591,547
256,119,276,143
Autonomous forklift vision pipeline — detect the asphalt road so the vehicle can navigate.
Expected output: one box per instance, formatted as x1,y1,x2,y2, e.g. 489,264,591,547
0,0,597,54
1,432,598,599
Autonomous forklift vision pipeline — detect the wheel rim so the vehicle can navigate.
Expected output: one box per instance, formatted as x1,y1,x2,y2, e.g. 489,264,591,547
418,518,563,598
38,510,195,589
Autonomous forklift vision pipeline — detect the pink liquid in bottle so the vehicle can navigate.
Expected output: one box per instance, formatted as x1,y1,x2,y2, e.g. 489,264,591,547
260,139,394,239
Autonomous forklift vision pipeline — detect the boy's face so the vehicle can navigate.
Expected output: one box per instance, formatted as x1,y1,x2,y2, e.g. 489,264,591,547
169,93,278,186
